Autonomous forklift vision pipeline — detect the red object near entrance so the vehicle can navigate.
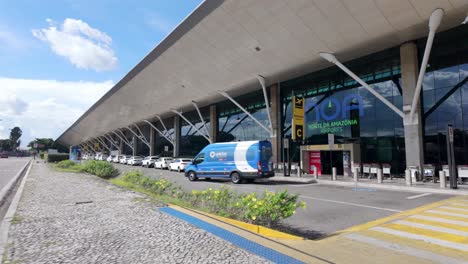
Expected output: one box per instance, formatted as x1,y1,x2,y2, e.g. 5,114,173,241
309,151,321,175
0,152,8,158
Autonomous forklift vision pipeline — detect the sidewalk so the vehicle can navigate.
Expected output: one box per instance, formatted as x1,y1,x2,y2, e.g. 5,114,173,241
2,163,271,264
272,173,468,195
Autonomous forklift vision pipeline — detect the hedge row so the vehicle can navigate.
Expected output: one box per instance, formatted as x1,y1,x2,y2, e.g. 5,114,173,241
47,154,69,163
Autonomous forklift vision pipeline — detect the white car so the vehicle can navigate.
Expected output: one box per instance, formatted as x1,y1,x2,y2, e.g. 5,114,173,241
169,158,193,172
119,155,131,164
95,154,102,160
112,155,122,163
154,157,173,169
142,156,159,167
100,154,109,161
127,156,144,166
106,155,114,162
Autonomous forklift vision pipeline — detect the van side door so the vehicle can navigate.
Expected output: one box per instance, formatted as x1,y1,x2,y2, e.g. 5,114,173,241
192,153,206,176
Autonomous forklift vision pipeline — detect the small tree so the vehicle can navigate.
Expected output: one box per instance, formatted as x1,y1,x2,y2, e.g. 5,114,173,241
9,127,22,150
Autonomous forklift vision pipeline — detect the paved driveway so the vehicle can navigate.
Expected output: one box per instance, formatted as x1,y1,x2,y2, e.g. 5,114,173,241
114,163,453,237
0,157,30,190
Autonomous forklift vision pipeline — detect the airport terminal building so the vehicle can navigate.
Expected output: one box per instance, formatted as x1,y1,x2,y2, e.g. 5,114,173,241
57,0,468,177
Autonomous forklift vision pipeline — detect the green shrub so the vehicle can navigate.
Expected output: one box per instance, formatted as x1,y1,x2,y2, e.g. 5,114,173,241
56,160,78,169
39,152,45,159
82,160,118,179
47,154,69,163
119,171,306,227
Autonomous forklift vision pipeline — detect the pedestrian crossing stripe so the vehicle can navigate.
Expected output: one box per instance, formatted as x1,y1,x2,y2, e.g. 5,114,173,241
378,223,467,244
449,203,468,209
394,220,468,236
405,216,468,231
421,211,468,222
441,206,468,212
426,209,468,219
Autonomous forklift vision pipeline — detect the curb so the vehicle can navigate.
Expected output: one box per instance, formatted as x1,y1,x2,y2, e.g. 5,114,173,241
0,160,31,207
0,161,33,259
168,204,304,240
316,179,468,195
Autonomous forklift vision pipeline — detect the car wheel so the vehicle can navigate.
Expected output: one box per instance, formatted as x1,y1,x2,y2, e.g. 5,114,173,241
205,177,211,181
177,167,181,173
188,171,198,181
231,172,242,184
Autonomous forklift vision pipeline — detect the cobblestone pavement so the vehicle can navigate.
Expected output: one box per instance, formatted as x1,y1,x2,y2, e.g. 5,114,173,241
4,163,270,264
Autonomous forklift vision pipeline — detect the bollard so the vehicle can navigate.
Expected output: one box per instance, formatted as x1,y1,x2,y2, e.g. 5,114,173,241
353,168,358,182
313,167,318,179
405,169,412,186
377,168,383,184
439,171,446,189
332,167,337,181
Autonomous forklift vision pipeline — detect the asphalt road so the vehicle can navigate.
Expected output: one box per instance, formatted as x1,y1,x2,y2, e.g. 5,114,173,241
0,157,30,190
114,163,453,238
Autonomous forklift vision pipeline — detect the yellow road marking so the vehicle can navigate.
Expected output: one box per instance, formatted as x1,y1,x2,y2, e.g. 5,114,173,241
381,223,468,244
420,212,468,223
404,217,468,232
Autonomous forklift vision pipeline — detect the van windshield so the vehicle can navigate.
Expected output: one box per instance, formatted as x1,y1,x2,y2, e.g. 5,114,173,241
261,146,272,161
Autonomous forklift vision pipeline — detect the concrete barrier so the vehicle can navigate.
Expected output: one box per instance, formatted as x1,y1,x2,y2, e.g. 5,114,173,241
377,168,383,184
439,171,446,189
405,169,412,186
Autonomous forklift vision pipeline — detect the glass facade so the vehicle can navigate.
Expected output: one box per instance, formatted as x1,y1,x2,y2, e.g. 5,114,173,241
217,91,270,142
179,108,211,157
281,48,406,174
421,26,468,166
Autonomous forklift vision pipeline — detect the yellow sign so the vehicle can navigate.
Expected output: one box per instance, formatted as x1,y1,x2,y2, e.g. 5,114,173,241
94,142,100,151
83,145,88,151
292,95,305,141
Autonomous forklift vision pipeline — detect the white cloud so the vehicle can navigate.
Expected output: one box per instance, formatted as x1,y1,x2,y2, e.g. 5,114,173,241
0,77,114,146
32,18,117,71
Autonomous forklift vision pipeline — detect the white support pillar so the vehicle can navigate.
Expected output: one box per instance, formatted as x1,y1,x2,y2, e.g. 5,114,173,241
210,105,217,143
257,75,273,135
219,91,273,137
319,53,404,118
95,137,111,152
142,120,175,147
112,131,133,150
171,109,211,143
127,126,150,148
409,9,444,121
103,134,121,152
156,115,170,138
192,101,211,140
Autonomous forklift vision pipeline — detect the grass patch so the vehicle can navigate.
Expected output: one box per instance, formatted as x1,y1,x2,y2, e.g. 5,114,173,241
53,160,118,179
10,214,22,225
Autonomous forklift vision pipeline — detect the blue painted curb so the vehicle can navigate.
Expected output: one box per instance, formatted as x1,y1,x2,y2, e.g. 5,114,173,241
159,207,304,264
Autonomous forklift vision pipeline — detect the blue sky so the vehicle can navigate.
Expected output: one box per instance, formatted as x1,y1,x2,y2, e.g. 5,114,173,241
0,0,203,147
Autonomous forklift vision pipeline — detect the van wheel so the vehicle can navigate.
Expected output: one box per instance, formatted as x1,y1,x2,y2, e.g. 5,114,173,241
188,171,198,181
231,172,242,184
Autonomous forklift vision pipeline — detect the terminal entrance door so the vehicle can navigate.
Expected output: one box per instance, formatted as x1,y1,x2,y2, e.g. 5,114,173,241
320,151,344,175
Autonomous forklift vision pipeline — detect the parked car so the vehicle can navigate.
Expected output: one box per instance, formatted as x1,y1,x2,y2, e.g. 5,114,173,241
95,154,102,160
112,155,123,163
127,156,144,166
0,152,8,158
154,157,173,169
106,155,114,162
119,155,131,164
184,140,274,184
142,156,159,168
100,154,109,161
169,158,193,172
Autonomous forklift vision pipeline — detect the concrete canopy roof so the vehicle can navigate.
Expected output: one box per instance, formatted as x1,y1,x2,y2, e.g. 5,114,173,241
57,0,468,146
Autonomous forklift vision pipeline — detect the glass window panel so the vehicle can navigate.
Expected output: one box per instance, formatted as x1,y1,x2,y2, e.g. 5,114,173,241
434,65,459,89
